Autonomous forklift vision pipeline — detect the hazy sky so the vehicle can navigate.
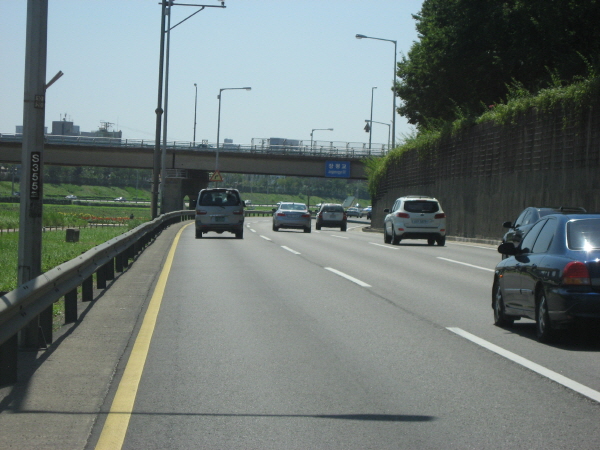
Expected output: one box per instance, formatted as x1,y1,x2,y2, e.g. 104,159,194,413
1,1,424,148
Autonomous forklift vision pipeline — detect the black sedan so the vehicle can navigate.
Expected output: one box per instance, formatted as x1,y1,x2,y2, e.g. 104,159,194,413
493,213,600,342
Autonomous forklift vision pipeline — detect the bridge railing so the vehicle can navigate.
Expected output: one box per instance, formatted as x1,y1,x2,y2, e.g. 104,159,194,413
0,210,194,386
0,133,389,158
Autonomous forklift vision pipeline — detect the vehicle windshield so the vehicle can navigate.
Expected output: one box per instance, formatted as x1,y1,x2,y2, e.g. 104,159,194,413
404,201,439,213
323,205,343,212
567,219,600,250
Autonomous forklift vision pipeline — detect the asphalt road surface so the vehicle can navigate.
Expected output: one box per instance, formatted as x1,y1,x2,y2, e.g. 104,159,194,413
2,218,600,449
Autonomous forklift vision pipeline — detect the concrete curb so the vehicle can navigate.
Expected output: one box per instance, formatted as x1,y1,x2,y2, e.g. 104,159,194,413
361,226,501,246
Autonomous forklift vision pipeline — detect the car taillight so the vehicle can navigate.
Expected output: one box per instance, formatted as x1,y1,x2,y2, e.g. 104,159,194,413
301,213,311,218
277,213,286,217
196,210,207,215
343,213,347,219
317,212,322,218
435,213,446,219
396,212,410,218
562,261,591,285
233,210,243,215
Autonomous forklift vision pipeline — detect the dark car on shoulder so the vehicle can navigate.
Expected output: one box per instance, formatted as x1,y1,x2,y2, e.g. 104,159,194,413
492,213,600,343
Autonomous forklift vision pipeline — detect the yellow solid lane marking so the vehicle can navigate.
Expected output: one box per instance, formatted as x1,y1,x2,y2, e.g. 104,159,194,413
95,224,190,450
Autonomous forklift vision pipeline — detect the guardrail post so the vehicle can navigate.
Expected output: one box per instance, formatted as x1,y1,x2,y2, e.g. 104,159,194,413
0,334,18,386
115,252,124,273
39,305,53,346
65,289,78,323
105,259,115,280
96,264,107,289
82,275,93,302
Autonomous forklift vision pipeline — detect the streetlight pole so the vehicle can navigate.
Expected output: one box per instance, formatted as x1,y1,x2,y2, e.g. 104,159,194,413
193,83,198,145
152,1,225,218
365,119,391,151
310,128,333,151
369,87,376,151
216,87,251,172
356,34,397,149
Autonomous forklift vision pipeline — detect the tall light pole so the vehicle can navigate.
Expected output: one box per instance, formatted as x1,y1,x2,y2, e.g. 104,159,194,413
216,87,251,172
365,119,391,151
152,1,225,218
356,34,397,149
310,128,333,151
193,83,198,145
369,86,377,151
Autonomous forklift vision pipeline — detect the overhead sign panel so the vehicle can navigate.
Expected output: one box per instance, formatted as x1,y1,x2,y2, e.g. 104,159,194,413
325,161,350,178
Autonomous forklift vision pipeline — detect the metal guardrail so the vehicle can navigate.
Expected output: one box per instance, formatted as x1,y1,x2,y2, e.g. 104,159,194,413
0,210,194,385
0,133,388,158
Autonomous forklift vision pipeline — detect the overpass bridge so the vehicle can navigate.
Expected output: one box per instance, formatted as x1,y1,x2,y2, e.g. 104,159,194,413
0,134,384,211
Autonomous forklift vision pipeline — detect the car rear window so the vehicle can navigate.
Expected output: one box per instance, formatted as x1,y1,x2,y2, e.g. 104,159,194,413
567,219,600,250
199,190,240,206
403,201,440,213
323,205,343,212
281,203,307,211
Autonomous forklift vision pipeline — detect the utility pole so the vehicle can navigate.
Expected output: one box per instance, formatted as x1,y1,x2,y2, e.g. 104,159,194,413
18,0,49,348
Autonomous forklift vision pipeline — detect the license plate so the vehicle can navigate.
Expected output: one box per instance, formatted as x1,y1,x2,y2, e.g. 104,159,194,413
412,219,431,224
214,216,225,223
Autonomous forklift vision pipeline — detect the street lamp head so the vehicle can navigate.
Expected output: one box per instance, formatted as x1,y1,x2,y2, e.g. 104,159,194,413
194,83,197,87
356,34,367,39
244,87,251,91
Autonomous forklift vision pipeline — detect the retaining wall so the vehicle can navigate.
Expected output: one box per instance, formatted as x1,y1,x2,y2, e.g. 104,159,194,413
372,104,600,241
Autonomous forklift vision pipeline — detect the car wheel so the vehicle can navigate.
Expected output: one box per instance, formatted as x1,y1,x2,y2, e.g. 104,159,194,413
273,223,279,231
536,289,554,342
383,225,392,244
391,227,401,245
316,224,321,230
493,281,514,327
341,224,347,232
436,236,446,246
304,226,311,233
235,230,244,239
427,238,435,246
195,230,202,239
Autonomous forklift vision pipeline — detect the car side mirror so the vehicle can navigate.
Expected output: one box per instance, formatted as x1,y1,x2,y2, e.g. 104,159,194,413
384,208,390,213
272,208,276,212
498,242,518,256
502,221,512,229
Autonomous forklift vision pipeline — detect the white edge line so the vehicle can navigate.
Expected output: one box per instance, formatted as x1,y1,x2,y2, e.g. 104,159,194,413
437,257,495,272
447,327,600,404
331,235,350,239
325,267,371,287
260,235,271,241
370,242,398,250
281,246,301,255
250,229,256,233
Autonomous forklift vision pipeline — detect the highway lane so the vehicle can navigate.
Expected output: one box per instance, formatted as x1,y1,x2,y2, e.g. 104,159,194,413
249,218,600,392
96,219,600,449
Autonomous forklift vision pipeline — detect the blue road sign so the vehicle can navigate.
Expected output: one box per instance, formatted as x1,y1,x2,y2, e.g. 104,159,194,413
325,161,350,178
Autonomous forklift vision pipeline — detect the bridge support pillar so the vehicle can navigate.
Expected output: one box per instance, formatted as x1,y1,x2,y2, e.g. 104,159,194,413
162,170,209,213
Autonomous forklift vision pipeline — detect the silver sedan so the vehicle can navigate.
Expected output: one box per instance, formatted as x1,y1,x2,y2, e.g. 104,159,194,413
272,202,312,233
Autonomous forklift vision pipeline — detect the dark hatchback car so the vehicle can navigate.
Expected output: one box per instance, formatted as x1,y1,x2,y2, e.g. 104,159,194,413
502,206,586,248
493,213,600,342
315,204,347,231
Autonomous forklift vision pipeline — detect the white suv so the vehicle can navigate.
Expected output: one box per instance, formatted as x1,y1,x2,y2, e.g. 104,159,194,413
383,195,446,245
195,188,244,239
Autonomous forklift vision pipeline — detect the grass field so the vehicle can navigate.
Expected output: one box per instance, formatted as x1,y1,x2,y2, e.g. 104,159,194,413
0,203,153,292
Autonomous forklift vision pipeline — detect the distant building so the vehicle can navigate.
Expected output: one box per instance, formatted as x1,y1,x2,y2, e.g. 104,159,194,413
16,118,121,138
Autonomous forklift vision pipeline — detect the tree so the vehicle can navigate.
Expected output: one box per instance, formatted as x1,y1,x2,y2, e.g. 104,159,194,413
396,0,600,128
